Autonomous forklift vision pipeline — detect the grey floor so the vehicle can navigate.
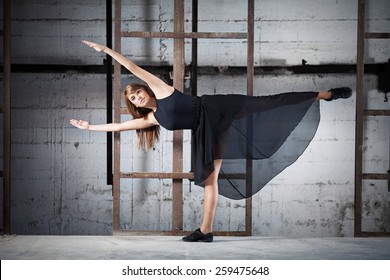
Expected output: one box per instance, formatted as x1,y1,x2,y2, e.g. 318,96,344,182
1,235,390,260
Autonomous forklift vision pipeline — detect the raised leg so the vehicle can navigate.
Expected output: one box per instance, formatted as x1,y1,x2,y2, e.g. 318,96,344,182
317,87,352,101
316,91,332,100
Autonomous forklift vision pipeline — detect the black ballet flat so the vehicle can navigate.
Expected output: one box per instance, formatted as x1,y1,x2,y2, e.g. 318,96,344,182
325,87,352,101
182,228,213,242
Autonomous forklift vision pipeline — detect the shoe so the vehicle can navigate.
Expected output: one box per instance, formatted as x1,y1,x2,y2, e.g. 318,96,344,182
325,87,352,101
182,228,213,242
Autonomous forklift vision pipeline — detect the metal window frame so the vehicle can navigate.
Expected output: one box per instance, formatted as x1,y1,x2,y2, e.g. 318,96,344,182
112,0,254,236
354,0,390,237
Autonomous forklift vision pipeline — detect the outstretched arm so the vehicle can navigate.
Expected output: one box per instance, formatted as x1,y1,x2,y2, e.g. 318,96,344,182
70,112,159,132
82,40,174,99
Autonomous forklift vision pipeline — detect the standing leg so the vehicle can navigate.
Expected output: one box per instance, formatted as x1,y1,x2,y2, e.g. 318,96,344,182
182,159,222,242
200,159,222,234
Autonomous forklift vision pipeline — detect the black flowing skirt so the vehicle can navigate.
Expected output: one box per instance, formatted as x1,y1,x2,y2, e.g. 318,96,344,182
191,91,320,200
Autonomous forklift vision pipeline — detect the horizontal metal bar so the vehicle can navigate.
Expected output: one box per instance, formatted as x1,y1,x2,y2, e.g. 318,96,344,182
355,231,390,237
120,172,247,180
362,173,390,180
113,230,251,236
121,172,194,179
365,32,390,39
122,31,248,39
7,63,388,75
364,110,390,116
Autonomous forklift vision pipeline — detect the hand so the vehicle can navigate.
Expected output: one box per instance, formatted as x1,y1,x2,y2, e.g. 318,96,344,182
82,40,106,52
70,119,90,130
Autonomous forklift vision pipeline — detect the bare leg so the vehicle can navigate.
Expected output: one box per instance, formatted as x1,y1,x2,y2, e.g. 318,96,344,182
316,91,332,100
200,159,222,234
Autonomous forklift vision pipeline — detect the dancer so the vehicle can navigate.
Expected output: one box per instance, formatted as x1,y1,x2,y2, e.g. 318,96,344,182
71,40,352,242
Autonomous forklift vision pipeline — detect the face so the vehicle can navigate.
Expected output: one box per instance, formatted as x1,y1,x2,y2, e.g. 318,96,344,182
127,88,150,108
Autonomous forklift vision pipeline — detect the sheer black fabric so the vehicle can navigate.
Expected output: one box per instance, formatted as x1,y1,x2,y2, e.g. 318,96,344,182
155,90,320,200
191,91,320,200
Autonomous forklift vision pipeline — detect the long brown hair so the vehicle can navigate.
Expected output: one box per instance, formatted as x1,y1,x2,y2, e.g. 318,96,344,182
123,83,160,151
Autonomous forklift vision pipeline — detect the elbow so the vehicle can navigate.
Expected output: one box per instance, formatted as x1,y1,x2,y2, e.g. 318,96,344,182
116,122,131,132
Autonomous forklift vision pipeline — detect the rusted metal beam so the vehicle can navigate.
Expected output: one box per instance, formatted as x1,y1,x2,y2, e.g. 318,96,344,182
245,0,255,237
247,0,254,97
365,32,390,39
172,0,185,233
3,0,11,235
8,63,388,75
122,172,193,180
113,0,122,232
364,110,390,116
357,231,390,237
354,0,365,237
355,0,390,238
191,0,198,98
106,0,113,186
120,172,247,180
362,173,390,180
121,31,247,39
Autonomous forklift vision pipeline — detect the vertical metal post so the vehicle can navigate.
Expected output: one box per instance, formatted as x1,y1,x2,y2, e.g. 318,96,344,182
354,0,365,237
190,0,198,178
3,0,11,234
113,0,122,232
191,0,198,97
106,0,113,186
245,0,254,236
172,0,185,232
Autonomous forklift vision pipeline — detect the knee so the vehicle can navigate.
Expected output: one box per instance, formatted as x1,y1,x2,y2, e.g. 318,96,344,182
204,173,218,188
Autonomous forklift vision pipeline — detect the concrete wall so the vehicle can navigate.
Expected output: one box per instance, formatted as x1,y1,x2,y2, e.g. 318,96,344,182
1,0,389,236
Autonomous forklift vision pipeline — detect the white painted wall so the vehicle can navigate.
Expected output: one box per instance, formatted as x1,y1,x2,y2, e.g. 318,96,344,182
1,0,389,235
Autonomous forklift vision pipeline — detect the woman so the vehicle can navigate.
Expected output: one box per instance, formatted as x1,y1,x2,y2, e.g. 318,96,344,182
71,40,352,242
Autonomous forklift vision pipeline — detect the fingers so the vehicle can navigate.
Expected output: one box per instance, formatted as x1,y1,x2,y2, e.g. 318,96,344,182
82,40,92,45
82,40,105,52
70,119,86,129
70,119,78,127
82,40,98,49
82,40,95,49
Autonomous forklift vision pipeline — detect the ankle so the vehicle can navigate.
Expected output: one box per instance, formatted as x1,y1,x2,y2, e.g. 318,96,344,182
200,226,212,234
318,91,332,100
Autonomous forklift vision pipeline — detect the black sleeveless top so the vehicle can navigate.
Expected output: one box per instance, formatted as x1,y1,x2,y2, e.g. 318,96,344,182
154,89,199,130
